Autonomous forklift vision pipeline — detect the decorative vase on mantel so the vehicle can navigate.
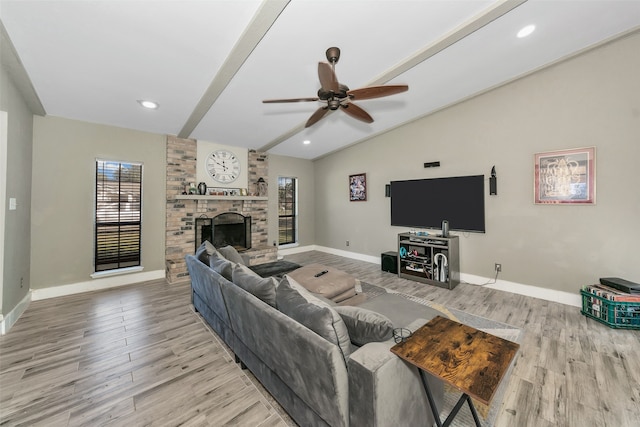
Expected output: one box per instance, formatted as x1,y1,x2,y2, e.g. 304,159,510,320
198,182,207,195
257,177,267,197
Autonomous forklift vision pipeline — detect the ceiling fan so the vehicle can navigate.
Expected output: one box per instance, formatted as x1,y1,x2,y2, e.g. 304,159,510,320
263,47,409,128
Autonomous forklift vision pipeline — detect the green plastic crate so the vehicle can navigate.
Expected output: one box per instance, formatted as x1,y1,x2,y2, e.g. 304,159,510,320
581,290,640,329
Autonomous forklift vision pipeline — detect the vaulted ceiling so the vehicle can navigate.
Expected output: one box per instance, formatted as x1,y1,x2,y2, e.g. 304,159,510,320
2,0,639,159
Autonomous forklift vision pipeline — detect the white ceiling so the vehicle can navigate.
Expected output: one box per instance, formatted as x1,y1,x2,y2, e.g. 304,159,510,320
2,0,639,160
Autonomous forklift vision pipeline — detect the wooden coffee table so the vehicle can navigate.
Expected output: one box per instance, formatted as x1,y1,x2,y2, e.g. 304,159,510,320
390,316,519,427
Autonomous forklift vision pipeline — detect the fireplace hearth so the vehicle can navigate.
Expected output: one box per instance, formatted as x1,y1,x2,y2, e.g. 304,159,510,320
195,213,252,252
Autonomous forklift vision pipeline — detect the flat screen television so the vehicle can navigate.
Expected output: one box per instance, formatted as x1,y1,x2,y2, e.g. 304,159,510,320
390,175,485,233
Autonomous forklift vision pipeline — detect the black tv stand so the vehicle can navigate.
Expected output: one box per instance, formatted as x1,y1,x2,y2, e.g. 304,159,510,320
397,233,460,290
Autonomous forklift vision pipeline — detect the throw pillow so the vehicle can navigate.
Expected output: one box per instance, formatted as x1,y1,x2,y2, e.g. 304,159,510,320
218,245,246,266
195,240,218,265
209,256,233,281
276,276,351,362
334,306,394,347
232,264,278,307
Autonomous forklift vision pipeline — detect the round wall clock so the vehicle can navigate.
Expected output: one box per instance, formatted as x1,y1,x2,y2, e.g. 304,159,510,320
206,149,241,184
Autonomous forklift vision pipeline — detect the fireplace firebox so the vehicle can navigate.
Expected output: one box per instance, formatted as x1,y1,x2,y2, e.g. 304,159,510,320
195,213,251,252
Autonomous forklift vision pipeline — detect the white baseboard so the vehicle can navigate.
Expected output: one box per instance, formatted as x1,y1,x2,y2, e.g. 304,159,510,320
0,291,31,335
31,269,165,301
315,246,381,264
281,246,581,308
278,244,317,256
279,245,380,264
460,273,582,308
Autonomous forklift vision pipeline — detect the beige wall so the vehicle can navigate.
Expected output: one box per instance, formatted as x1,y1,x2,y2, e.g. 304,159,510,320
28,117,314,290
1,61,33,315
314,32,640,294
268,154,316,248
31,116,166,289
8,31,639,306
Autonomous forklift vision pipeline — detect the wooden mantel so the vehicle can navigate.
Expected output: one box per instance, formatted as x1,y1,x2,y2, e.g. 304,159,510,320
172,195,268,201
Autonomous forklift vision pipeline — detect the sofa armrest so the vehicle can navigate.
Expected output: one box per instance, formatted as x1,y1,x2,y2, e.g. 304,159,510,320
240,253,251,266
347,319,444,427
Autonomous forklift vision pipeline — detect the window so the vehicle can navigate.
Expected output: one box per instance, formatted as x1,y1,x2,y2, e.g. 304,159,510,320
95,160,142,272
278,177,297,245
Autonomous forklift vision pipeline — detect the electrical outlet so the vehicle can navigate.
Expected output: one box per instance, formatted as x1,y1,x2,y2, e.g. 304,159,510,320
495,263,502,273
346,240,350,247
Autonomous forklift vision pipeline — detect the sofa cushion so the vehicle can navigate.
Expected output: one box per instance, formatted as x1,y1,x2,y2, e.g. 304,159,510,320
232,264,278,307
334,306,394,346
276,276,352,362
218,245,246,265
210,255,233,281
195,240,218,265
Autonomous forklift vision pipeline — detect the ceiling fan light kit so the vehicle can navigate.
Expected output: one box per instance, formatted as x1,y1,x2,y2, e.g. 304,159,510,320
263,47,408,128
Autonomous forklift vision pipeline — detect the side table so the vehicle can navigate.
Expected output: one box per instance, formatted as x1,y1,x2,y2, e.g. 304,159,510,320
390,316,519,427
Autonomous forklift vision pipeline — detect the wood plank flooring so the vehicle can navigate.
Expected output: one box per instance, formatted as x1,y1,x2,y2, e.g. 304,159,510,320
285,251,640,427
0,278,289,427
2,250,639,426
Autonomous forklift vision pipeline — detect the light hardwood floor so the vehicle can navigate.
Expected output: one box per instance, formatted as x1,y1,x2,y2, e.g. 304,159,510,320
286,252,640,427
2,251,639,426
0,276,289,426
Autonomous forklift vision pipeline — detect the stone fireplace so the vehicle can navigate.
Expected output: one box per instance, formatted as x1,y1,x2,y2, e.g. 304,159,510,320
195,213,252,252
165,135,276,283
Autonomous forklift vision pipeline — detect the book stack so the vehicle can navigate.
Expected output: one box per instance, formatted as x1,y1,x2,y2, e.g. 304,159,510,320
583,283,640,302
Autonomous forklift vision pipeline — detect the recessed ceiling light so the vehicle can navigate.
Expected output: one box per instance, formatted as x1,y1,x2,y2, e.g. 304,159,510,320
137,99,159,109
517,24,536,38
303,140,311,145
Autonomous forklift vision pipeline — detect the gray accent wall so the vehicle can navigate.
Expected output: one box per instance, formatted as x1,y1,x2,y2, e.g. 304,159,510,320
313,31,640,294
31,116,166,289
0,57,33,316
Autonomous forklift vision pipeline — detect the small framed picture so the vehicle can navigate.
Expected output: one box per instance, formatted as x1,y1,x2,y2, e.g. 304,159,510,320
534,146,596,204
240,188,248,196
349,173,367,202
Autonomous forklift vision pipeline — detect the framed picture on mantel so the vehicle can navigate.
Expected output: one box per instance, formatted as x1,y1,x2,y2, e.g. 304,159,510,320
534,146,596,204
349,173,367,202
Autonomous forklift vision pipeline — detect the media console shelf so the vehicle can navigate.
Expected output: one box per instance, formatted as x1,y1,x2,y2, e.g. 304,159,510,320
397,233,460,290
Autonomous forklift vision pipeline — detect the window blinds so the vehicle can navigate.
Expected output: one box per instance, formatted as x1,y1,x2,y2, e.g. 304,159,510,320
95,160,142,272
278,177,296,245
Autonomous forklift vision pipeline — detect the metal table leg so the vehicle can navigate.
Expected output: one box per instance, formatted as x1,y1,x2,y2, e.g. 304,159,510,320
419,370,482,427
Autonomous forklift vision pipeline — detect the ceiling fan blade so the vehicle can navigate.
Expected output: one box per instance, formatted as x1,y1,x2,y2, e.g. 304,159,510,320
340,102,373,124
263,97,319,103
318,62,338,92
347,85,408,100
305,106,330,128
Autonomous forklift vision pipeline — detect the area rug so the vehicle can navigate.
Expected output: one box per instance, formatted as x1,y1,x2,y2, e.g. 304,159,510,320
356,282,522,427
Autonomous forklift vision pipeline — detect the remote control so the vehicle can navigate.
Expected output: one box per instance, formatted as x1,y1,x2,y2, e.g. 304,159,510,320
314,270,328,277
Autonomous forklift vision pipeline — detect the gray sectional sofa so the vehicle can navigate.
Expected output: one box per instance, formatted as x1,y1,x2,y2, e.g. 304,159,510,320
186,242,444,427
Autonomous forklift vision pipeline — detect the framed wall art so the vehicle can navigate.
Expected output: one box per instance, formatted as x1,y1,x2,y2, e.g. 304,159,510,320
349,173,367,202
534,146,596,204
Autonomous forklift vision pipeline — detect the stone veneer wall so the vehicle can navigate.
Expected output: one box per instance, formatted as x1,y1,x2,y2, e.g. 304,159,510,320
165,135,272,283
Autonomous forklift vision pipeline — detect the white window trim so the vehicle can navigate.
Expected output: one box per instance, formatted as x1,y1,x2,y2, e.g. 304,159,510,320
90,266,144,279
